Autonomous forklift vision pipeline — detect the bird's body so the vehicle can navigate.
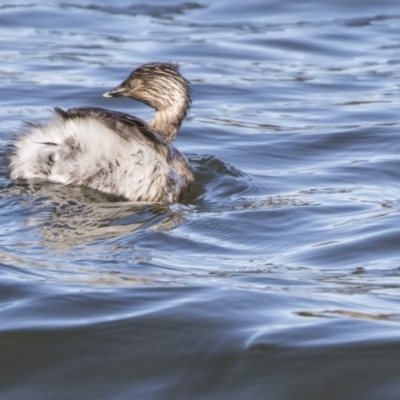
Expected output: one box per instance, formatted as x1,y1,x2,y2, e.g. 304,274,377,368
9,62,193,202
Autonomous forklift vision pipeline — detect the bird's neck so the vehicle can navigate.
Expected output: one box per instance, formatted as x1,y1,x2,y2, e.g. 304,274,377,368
149,104,187,144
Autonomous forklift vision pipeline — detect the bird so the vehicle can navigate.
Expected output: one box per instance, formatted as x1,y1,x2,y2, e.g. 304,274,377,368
8,62,194,203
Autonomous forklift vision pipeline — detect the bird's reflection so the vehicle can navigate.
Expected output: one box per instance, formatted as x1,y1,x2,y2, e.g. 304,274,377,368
16,182,186,248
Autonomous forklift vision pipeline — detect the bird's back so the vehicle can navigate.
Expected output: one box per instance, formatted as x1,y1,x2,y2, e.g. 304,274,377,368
9,107,193,202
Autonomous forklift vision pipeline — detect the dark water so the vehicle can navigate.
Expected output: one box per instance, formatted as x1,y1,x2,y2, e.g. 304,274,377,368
1,0,400,398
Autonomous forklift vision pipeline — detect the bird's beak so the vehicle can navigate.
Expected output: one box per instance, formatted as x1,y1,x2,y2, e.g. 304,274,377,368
103,85,130,98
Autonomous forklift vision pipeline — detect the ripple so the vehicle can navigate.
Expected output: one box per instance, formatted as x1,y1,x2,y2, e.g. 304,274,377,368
3,0,400,397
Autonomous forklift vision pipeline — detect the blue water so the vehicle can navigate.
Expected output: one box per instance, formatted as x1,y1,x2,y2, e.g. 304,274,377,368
1,1,400,399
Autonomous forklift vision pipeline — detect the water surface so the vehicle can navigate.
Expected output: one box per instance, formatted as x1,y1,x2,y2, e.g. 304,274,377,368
1,1,400,399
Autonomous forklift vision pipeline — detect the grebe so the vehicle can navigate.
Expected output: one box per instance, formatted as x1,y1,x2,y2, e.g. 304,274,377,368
9,62,194,202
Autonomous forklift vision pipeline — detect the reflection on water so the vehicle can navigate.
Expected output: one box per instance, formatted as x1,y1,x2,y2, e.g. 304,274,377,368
41,198,181,247
298,309,400,322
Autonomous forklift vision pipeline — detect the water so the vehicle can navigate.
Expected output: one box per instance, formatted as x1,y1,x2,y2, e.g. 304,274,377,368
1,0,400,398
